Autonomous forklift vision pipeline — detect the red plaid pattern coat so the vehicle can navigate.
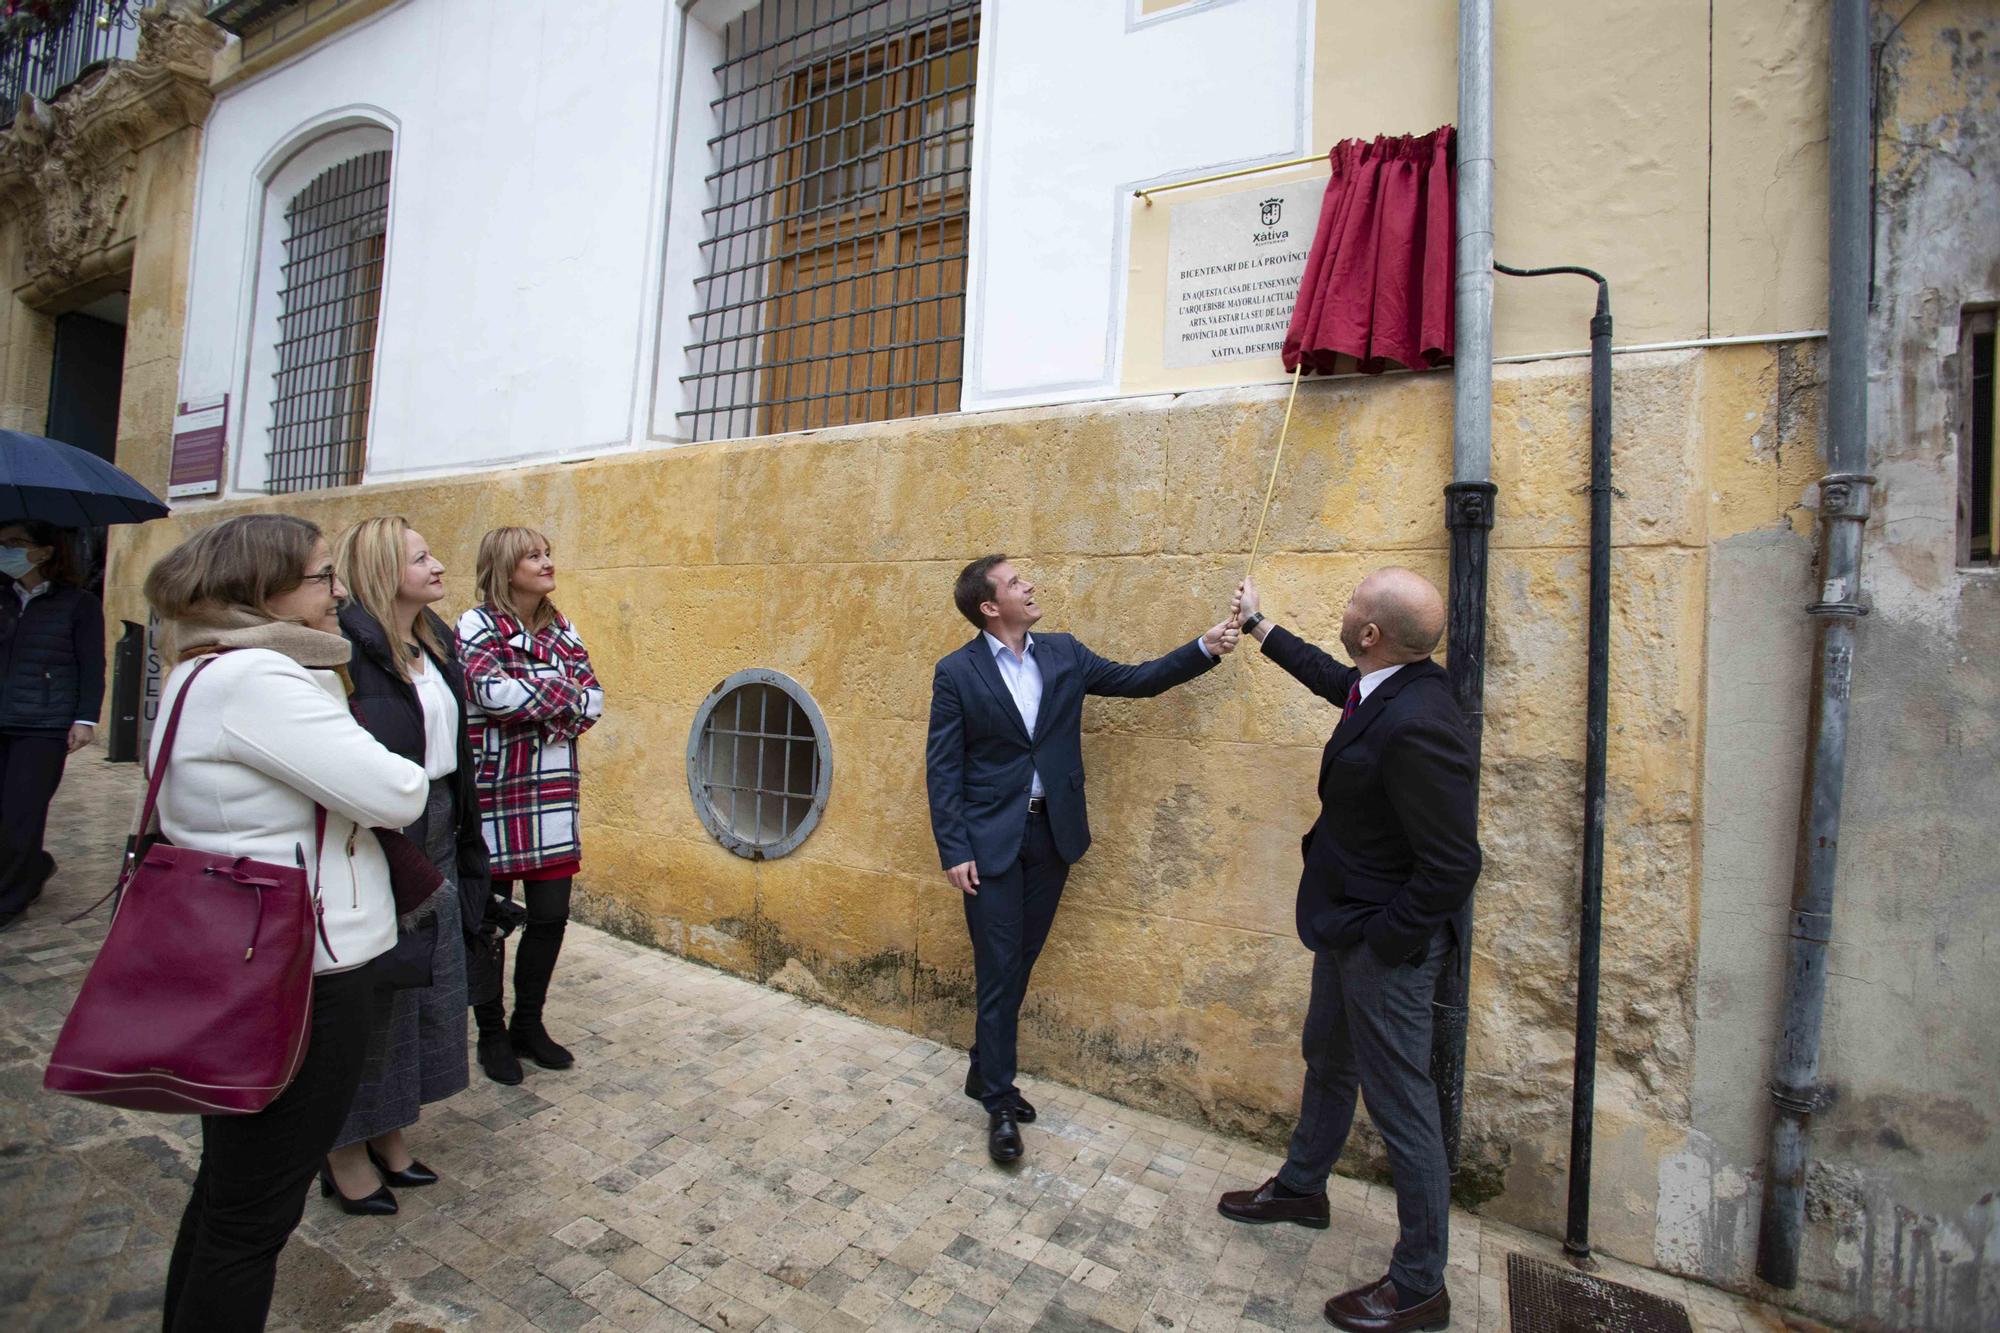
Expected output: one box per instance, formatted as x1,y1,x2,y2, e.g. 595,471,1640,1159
456,605,604,876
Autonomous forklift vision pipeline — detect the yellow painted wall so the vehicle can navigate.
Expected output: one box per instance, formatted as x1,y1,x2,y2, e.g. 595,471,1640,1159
104,341,1824,1255
1121,0,1829,394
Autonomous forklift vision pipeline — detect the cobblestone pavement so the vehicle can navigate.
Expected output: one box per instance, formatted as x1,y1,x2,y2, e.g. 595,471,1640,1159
3,754,1822,1332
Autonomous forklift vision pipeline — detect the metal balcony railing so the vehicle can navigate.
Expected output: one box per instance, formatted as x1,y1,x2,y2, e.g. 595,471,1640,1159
0,0,143,109
206,0,367,61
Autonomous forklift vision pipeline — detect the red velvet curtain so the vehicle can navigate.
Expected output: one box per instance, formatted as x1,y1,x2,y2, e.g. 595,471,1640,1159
1282,125,1456,376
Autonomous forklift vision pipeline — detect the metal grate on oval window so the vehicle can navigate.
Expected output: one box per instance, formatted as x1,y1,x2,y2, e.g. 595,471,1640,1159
687,669,832,859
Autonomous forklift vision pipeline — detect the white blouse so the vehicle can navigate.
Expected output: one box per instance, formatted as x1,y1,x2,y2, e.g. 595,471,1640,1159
410,655,461,781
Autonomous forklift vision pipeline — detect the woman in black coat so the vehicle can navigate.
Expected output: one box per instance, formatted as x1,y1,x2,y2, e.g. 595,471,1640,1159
319,517,492,1213
0,520,101,932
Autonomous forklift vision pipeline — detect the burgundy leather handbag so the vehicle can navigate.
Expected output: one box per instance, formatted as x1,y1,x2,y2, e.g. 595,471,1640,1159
43,656,334,1115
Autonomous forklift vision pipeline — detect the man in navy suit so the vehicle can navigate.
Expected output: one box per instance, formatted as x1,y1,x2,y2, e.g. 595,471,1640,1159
926,554,1239,1163
1215,568,1480,1333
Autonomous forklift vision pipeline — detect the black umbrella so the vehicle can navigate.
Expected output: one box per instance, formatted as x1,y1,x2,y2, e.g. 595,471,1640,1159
0,429,169,526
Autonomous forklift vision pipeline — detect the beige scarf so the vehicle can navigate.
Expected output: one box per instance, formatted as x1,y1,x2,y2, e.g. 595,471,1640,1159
164,604,352,671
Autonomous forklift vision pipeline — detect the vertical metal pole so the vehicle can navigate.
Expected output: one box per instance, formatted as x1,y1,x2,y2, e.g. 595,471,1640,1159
1565,285,1613,1260
1755,0,1874,1290
1435,0,1495,1176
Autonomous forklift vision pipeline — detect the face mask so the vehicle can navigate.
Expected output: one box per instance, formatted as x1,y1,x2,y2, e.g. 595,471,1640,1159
0,548,36,579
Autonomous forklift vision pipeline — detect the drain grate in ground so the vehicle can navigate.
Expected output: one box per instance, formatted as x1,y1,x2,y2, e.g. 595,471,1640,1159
1506,1253,1694,1333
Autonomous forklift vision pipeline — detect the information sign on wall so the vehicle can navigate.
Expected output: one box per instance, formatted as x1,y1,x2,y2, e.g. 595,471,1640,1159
1162,178,1320,369
168,394,228,498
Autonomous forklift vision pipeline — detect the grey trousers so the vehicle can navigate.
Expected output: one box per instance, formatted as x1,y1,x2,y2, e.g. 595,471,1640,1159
1276,930,1452,1295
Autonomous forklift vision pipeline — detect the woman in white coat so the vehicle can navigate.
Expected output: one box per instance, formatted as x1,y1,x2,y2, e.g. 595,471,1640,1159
144,514,427,1333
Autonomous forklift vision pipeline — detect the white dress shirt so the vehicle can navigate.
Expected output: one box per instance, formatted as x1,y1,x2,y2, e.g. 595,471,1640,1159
984,631,1047,796
408,654,462,781
1356,662,1406,705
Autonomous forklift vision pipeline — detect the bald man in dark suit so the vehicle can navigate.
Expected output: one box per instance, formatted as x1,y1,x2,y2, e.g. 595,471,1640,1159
1216,568,1481,1333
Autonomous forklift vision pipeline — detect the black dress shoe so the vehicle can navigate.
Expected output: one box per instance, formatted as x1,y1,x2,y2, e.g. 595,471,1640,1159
1217,1175,1331,1229
963,1064,1036,1122
367,1144,439,1187
988,1108,1024,1164
1323,1274,1449,1332
510,1019,574,1070
319,1164,397,1216
477,1031,524,1085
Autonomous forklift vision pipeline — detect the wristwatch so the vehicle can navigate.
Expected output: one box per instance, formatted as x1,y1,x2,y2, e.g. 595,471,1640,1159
1239,611,1266,636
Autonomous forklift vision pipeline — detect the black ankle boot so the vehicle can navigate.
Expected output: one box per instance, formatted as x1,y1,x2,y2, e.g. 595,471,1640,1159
510,1018,574,1070
477,1030,524,1085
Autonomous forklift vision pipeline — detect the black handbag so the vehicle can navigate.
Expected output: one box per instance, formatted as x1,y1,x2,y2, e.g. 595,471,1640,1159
464,893,525,1008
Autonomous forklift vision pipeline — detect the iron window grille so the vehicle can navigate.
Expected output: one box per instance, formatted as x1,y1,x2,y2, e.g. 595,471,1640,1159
682,0,977,442
265,148,389,494
687,669,833,860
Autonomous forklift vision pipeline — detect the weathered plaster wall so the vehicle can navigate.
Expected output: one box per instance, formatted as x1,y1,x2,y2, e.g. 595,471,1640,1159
108,343,1807,1278
1119,0,1831,398
1676,7,2000,1330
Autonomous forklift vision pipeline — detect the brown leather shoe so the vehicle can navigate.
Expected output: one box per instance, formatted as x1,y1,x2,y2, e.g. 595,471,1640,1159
1323,1274,1449,1331
1216,1176,1331,1229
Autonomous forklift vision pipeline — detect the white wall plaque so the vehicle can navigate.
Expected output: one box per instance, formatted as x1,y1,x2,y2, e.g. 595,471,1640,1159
1162,177,1321,370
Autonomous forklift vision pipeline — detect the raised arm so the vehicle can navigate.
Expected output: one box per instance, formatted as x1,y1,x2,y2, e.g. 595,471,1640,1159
1257,625,1360,709
457,608,591,725
1233,576,1356,707
1363,715,1483,963
1075,634,1220,699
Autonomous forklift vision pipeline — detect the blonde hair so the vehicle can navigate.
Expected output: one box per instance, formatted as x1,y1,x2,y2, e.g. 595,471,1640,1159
334,516,447,680
144,514,324,662
475,526,557,632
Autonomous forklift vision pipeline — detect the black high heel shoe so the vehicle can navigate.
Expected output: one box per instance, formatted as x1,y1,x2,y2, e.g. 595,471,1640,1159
367,1144,439,1188
319,1163,397,1215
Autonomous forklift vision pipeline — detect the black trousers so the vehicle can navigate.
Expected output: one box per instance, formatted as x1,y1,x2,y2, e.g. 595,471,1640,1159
1276,931,1453,1295
162,960,387,1333
473,876,571,1035
0,730,67,916
962,811,1070,1112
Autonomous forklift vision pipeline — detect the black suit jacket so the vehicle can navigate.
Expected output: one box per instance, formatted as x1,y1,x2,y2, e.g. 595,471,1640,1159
927,631,1217,877
1261,626,1481,963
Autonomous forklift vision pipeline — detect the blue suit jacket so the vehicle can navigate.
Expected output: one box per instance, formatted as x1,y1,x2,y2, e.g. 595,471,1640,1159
926,632,1217,877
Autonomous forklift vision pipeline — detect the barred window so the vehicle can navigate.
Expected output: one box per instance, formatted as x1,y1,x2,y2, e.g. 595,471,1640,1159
687,670,833,860
681,0,977,442
265,149,390,494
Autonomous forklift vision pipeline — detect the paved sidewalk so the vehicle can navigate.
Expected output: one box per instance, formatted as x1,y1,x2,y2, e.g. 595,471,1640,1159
2,754,1817,1332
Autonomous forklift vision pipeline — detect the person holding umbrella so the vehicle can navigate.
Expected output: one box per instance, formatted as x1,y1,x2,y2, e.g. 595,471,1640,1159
0,520,101,931
0,427,171,928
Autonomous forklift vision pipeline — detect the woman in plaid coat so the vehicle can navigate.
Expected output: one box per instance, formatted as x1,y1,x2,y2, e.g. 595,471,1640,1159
457,527,604,1085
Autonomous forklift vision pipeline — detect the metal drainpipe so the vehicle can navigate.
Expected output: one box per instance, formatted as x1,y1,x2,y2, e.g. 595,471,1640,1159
1435,0,1495,1176
1757,0,1875,1290
1497,263,1615,1261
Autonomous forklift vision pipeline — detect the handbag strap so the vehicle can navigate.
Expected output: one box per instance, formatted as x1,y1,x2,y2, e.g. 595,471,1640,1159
74,654,332,923
65,657,220,923
130,654,222,866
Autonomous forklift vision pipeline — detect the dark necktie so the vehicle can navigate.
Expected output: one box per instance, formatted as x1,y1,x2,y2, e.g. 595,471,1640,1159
1343,679,1361,722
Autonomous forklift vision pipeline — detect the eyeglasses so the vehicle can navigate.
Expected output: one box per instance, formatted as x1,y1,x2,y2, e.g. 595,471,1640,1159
303,569,339,594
